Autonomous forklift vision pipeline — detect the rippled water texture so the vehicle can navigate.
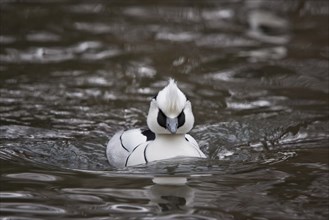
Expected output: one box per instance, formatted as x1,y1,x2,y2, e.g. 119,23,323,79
1,0,328,219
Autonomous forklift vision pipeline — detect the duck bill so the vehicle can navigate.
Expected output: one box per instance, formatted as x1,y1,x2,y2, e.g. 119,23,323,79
166,117,178,134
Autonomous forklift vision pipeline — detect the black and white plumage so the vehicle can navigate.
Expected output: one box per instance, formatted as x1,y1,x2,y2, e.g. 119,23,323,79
106,79,206,168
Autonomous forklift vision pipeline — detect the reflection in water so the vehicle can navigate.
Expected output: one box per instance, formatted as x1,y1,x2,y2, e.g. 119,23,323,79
152,177,188,185
147,182,195,213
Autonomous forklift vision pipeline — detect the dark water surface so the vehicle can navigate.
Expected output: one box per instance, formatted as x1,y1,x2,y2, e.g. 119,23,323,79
1,0,328,219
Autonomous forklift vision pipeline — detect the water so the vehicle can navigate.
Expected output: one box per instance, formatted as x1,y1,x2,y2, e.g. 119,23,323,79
0,0,328,219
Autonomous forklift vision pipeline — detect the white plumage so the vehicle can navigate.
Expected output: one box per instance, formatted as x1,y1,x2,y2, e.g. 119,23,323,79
106,79,206,168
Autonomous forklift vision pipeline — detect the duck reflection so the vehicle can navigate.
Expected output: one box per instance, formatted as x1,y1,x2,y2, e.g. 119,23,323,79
146,177,195,213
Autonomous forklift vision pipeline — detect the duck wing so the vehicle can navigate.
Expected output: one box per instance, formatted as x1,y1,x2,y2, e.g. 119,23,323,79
106,128,155,168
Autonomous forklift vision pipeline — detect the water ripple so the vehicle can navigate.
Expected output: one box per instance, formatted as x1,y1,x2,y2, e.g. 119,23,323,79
0,192,33,199
5,172,60,182
65,194,104,203
110,204,150,213
0,48,74,63
0,203,66,215
26,32,60,42
0,41,121,64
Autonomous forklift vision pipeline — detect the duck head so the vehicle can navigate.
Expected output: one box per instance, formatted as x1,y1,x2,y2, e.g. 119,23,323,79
147,79,194,135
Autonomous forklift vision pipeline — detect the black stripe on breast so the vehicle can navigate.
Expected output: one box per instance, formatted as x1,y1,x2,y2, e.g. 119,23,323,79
120,133,129,152
143,143,150,163
124,154,131,167
124,143,142,167
141,129,155,141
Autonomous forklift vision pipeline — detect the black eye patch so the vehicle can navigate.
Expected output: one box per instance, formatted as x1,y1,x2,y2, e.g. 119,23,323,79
177,110,185,128
157,109,167,129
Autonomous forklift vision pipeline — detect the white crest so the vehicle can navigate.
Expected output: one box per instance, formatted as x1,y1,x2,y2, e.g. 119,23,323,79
157,79,186,117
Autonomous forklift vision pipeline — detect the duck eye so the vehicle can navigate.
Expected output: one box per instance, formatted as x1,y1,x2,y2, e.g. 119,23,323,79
177,110,185,128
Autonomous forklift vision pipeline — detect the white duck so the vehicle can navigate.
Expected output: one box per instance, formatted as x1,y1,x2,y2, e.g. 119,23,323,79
106,79,206,168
